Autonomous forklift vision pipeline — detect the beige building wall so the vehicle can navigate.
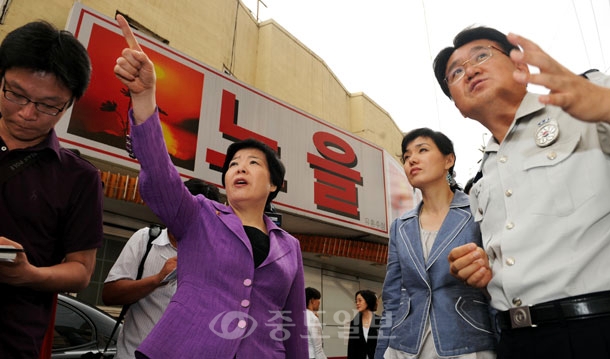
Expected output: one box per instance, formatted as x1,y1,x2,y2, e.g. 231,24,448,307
0,0,404,159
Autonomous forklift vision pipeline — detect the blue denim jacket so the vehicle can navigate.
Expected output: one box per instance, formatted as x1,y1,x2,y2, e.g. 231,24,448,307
375,191,496,358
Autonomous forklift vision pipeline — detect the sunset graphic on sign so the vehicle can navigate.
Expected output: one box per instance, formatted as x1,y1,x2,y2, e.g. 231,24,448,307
68,23,204,170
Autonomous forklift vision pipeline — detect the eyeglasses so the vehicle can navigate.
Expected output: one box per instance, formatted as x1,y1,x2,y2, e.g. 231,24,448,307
2,83,71,116
445,45,508,85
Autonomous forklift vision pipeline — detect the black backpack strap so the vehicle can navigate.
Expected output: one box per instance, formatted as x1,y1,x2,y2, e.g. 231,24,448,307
136,224,163,279
104,224,164,353
580,69,599,78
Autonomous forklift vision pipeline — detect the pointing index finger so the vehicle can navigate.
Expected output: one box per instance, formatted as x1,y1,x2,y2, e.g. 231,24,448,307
116,14,142,52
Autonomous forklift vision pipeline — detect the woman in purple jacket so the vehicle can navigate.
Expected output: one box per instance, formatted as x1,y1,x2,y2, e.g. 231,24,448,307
113,15,307,359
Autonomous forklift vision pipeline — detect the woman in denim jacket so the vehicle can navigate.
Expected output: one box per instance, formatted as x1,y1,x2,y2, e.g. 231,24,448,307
375,128,496,359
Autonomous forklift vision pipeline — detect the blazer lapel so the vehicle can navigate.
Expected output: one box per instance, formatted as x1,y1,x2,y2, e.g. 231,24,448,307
398,217,429,281
258,217,291,267
212,202,253,254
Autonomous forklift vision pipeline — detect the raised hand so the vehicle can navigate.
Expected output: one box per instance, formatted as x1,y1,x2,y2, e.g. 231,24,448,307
114,14,157,123
508,32,610,123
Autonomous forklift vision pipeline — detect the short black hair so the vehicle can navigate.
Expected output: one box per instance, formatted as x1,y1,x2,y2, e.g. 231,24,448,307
221,138,285,206
433,25,518,99
306,287,321,304
0,21,91,99
401,127,461,192
184,178,220,202
355,289,378,312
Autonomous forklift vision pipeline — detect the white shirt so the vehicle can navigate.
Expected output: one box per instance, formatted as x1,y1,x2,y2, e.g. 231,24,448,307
307,309,328,359
104,227,177,359
471,78,610,310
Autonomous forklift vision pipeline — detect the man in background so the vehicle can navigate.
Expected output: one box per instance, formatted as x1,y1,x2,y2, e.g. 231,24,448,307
103,178,220,359
306,287,328,359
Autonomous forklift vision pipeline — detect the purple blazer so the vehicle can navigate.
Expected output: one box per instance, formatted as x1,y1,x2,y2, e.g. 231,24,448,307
130,110,307,359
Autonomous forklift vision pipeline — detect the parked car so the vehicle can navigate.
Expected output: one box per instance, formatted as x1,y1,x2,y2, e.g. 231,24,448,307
52,293,121,358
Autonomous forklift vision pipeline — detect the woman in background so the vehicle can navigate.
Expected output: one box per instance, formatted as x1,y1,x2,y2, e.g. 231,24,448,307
347,289,381,359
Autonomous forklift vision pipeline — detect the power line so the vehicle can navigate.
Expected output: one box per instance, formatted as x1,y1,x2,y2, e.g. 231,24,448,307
420,0,442,130
571,0,592,67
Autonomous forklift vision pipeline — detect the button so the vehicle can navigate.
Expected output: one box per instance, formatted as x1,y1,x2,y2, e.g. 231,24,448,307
512,298,522,306
506,222,514,230
241,299,250,308
237,319,247,329
243,278,252,287
547,151,557,160
506,257,515,266
499,156,507,163
1,146,7,151
505,189,513,197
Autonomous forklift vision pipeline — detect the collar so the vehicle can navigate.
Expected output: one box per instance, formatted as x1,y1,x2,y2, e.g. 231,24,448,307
151,228,174,248
0,128,61,159
483,92,546,154
210,200,285,234
515,92,546,120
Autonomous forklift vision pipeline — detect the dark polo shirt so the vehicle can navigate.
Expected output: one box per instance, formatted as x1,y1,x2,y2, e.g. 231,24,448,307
0,129,103,358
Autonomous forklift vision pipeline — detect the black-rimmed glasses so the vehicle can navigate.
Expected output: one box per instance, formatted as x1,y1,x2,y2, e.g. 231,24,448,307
2,83,71,116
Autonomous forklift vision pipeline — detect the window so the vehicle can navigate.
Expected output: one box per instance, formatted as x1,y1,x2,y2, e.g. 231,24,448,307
53,301,95,350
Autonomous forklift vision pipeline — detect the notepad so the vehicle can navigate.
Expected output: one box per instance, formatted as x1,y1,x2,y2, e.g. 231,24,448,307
161,268,177,283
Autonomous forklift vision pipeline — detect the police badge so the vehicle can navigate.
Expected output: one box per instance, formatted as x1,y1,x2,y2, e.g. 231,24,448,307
535,118,559,147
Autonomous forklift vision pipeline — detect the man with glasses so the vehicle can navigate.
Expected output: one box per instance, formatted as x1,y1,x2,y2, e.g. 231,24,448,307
436,26,610,358
0,21,103,358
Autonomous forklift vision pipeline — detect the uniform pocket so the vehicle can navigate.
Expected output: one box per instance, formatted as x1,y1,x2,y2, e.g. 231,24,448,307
522,133,595,216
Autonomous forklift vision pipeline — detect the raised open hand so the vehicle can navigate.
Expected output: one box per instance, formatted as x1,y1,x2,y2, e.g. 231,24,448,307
508,32,610,123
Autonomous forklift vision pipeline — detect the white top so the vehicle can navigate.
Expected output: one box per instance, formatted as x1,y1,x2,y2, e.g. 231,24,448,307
104,227,177,359
307,309,327,359
420,227,437,262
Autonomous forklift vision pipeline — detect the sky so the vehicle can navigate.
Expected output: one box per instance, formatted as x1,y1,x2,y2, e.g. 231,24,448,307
242,0,610,185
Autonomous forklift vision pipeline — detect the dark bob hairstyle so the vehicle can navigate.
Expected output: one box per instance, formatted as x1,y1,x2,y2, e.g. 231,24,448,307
401,127,461,192
221,138,285,206
355,289,378,312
